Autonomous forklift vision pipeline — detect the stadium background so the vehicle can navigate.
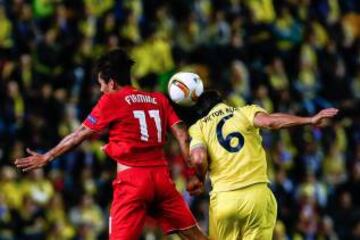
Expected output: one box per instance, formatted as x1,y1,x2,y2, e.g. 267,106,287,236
0,0,360,239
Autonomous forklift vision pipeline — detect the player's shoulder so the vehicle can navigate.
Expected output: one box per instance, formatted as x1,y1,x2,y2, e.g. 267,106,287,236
235,104,268,127
97,92,114,105
102,91,128,106
237,104,266,114
237,104,258,110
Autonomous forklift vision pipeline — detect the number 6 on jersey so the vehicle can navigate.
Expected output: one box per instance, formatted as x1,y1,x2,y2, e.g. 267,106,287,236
216,114,244,152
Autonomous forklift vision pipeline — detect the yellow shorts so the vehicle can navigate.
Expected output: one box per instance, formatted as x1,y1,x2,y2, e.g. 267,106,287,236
209,183,277,240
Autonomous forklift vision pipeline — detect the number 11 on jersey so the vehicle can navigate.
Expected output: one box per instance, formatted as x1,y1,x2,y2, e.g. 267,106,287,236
133,110,162,142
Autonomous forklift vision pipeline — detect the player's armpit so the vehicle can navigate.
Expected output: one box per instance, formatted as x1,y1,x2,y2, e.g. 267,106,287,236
81,124,101,135
77,124,98,140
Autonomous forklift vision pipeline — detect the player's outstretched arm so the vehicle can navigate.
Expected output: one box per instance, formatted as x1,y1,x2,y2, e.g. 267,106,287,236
254,108,339,130
15,125,95,172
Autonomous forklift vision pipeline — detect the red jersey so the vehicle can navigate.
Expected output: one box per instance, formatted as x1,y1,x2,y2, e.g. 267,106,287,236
82,86,181,167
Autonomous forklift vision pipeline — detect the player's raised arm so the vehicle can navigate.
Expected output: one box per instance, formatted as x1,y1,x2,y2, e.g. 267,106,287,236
190,146,208,182
254,108,339,130
170,122,191,165
171,121,207,180
171,122,204,196
15,125,95,172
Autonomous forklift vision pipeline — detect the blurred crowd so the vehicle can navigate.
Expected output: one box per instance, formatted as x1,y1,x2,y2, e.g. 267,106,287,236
0,0,360,239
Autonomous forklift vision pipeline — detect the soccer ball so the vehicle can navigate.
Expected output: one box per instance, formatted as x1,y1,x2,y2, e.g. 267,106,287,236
168,72,204,106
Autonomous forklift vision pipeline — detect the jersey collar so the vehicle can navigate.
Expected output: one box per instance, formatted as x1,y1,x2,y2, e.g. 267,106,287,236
208,103,228,115
120,85,137,92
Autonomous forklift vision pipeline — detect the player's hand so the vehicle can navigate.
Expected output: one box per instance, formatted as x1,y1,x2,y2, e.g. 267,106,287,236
186,175,205,196
14,148,52,172
311,108,339,127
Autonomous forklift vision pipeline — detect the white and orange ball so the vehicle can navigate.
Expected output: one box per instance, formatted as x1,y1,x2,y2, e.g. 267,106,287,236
168,72,204,106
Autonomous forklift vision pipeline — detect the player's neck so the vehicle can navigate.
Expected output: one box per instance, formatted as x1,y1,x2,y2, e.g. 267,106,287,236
109,85,122,93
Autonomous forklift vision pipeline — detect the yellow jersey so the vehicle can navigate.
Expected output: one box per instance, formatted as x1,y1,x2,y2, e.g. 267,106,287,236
189,103,269,192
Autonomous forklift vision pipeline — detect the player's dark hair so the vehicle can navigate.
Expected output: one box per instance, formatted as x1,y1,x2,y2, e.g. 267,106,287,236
94,48,135,86
196,90,223,118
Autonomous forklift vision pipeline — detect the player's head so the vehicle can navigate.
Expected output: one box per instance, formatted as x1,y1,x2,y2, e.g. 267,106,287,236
95,48,135,93
195,90,223,118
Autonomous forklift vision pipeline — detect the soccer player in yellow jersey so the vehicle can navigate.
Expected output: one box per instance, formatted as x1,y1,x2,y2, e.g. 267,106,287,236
188,91,338,240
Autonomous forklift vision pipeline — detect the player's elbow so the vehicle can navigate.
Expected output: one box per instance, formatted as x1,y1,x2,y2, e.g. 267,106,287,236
191,148,207,168
257,119,280,130
267,121,283,130
192,155,204,167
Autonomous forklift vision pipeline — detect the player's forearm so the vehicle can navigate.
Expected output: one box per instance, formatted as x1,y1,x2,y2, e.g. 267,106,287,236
177,132,193,168
171,122,193,168
176,131,208,180
45,134,81,161
264,113,312,129
44,126,91,161
191,147,208,180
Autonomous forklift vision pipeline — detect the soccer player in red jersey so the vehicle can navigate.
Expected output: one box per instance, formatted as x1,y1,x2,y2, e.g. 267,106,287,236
15,49,207,240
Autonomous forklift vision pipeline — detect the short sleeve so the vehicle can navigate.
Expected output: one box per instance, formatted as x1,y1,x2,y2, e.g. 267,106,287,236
163,97,181,128
238,105,268,128
189,122,206,151
82,94,114,132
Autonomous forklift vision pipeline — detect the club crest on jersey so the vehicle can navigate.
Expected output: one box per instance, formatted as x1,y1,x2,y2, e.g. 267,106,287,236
87,115,97,124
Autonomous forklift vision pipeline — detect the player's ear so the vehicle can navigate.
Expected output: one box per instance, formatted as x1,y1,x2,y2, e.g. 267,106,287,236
109,79,116,89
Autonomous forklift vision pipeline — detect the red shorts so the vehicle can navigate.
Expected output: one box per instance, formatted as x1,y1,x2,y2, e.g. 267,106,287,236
109,166,197,240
